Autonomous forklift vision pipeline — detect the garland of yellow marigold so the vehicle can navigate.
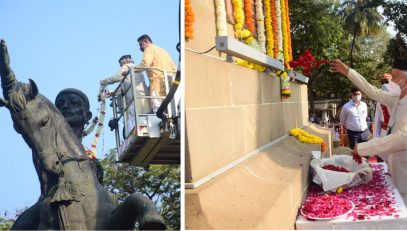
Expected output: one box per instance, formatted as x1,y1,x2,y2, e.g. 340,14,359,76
215,0,227,36
290,128,327,153
185,0,195,40
232,0,265,71
264,0,274,56
281,0,290,68
232,0,245,33
244,0,255,36
285,0,293,62
270,0,279,58
255,0,266,53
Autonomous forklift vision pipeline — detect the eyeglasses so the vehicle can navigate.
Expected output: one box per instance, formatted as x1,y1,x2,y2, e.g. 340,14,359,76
381,79,389,85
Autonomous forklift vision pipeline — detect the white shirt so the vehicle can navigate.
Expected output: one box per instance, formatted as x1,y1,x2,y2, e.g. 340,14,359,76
346,68,407,193
340,99,368,132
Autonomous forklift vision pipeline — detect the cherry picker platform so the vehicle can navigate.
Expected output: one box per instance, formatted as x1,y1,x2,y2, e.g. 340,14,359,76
109,66,180,166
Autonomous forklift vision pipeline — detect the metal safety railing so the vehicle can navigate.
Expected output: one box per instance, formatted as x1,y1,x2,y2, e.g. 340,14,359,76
109,66,178,162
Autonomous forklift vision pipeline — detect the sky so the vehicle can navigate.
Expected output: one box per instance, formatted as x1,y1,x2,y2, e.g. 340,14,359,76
0,0,180,217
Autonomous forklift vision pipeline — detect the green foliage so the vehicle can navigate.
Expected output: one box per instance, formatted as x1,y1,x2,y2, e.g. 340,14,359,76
289,0,391,116
289,0,351,113
383,0,407,35
341,0,384,37
0,212,14,231
290,0,345,60
101,150,180,230
340,0,384,67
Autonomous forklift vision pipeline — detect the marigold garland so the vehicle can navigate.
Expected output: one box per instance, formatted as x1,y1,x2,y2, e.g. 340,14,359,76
290,128,327,152
255,0,266,53
281,0,290,68
270,0,279,58
244,0,256,36
285,0,293,61
232,0,245,33
185,0,195,40
215,0,228,36
86,85,107,159
264,0,274,56
232,0,265,71
275,0,284,61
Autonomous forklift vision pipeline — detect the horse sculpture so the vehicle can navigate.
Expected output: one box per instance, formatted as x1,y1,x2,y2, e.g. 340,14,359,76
0,40,166,230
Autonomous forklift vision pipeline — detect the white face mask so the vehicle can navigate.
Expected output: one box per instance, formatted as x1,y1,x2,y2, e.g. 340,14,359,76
352,95,362,102
387,81,401,96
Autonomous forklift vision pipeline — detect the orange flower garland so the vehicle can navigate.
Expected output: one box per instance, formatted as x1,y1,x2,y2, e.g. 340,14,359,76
321,142,327,153
281,0,290,68
270,0,278,58
285,0,293,61
185,0,195,40
244,0,255,36
264,0,274,56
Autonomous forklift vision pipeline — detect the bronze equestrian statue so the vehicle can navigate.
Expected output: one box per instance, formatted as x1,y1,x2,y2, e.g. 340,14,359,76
0,39,166,230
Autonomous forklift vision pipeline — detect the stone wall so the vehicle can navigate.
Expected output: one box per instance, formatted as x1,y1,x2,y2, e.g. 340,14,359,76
185,0,314,229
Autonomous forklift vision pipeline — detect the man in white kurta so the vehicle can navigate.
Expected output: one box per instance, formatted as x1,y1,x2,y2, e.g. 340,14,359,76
330,58,407,202
373,74,398,138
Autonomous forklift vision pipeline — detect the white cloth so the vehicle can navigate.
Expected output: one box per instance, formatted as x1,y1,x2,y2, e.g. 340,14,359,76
346,68,407,194
310,155,372,192
340,99,368,132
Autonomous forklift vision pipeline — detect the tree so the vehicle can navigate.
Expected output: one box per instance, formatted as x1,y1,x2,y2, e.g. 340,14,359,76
383,0,407,36
340,0,384,67
289,0,348,115
382,1,407,62
101,150,180,230
289,0,391,119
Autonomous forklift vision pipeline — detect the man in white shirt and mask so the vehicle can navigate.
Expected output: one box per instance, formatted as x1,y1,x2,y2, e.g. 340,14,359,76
330,58,407,203
340,87,370,149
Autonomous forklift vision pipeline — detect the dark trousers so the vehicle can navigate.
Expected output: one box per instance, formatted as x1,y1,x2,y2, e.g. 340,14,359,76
347,129,370,149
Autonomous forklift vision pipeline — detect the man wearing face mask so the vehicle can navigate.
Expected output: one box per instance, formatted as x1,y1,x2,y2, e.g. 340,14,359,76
374,73,400,139
100,55,150,138
134,34,177,113
340,87,370,149
330,58,407,203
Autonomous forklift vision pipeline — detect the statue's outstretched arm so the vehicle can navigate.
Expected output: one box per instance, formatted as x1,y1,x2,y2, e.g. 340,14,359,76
0,39,17,100
0,39,12,77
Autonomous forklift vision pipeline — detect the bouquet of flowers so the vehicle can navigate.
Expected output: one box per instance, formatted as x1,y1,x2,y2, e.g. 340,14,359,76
288,50,328,76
